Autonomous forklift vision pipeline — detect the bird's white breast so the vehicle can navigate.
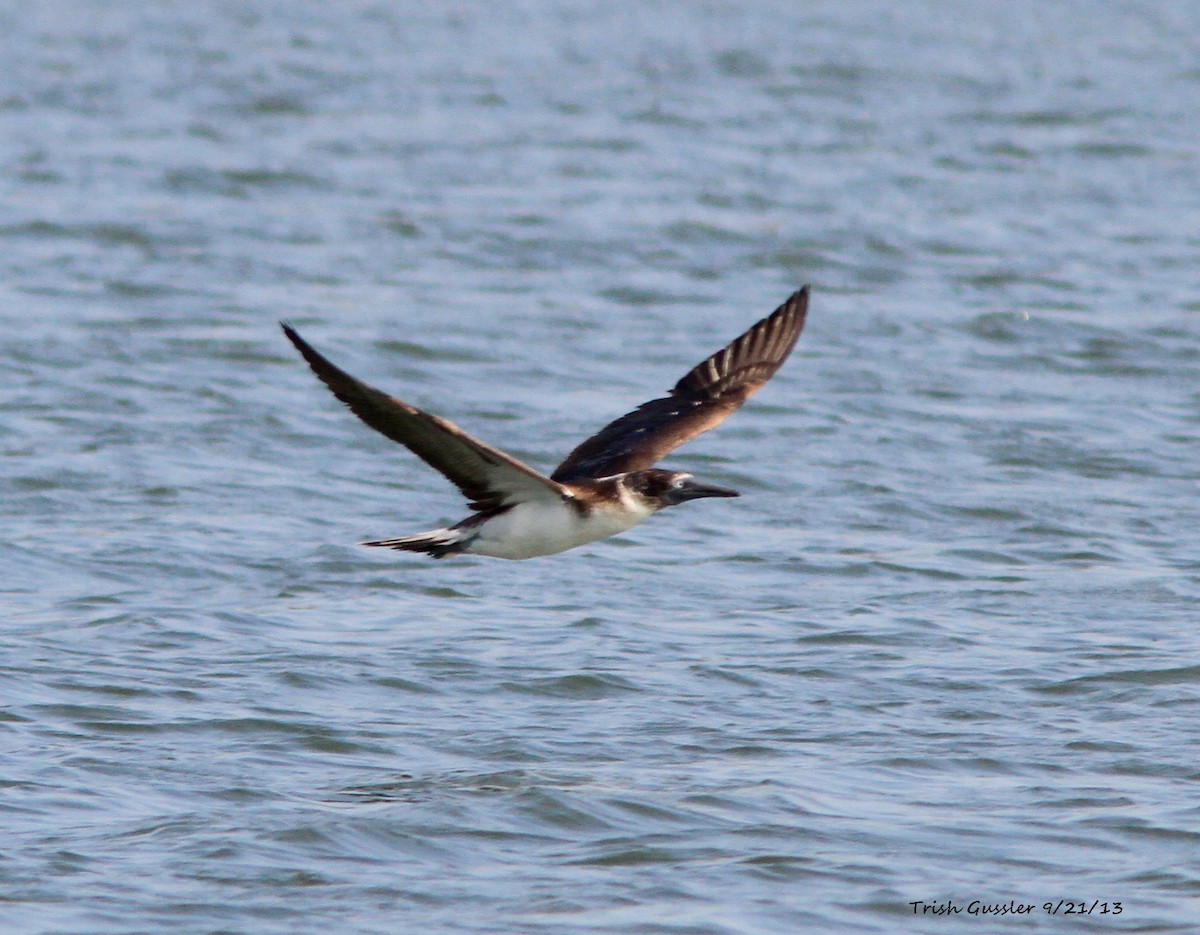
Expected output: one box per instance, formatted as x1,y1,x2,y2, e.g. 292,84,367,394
465,498,654,559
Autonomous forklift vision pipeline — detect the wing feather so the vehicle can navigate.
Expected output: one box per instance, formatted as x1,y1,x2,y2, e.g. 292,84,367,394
282,324,570,512
551,288,808,482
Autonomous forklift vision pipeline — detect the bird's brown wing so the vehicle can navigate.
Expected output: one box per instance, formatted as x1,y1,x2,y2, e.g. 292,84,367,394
551,287,808,483
282,324,571,512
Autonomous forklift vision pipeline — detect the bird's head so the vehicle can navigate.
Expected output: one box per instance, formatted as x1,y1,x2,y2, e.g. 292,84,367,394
627,469,740,510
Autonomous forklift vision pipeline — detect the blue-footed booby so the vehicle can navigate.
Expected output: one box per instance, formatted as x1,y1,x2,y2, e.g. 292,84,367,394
282,287,808,559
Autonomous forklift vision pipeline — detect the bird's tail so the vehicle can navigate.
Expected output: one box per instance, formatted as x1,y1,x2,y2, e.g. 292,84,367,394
362,527,468,559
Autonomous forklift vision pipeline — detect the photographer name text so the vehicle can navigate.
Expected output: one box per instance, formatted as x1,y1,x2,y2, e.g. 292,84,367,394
909,899,1123,918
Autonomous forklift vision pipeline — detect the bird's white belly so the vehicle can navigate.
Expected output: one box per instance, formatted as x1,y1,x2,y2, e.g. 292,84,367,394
466,500,652,560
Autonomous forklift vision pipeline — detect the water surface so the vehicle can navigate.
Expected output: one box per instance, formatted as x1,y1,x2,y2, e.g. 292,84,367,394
3,2,1199,933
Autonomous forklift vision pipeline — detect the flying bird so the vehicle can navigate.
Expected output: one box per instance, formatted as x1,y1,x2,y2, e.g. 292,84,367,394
282,287,809,559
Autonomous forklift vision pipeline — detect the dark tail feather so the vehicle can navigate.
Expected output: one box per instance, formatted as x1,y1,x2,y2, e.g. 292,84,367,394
362,527,466,559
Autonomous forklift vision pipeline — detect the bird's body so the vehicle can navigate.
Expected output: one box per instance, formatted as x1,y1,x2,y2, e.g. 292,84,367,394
447,495,645,560
282,288,809,560
376,481,654,560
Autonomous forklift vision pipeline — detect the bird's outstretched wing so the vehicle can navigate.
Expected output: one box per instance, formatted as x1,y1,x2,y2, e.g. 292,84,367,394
282,324,571,512
551,288,808,483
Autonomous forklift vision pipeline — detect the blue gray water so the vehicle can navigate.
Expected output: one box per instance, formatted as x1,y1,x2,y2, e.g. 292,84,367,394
3,2,1199,932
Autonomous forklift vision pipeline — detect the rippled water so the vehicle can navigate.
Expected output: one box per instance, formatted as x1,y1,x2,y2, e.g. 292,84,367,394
4,2,1200,933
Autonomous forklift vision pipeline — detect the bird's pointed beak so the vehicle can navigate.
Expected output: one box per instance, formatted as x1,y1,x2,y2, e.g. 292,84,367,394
671,479,740,504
